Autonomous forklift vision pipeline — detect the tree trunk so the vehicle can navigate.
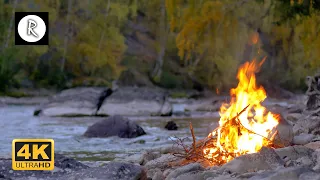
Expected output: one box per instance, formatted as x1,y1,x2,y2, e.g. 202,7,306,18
151,0,167,81
98,0,111,53
61,0,73,72
91,0,111,76
1,0,18,53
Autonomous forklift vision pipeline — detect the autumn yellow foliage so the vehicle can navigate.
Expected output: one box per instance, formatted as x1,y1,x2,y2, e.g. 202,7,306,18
166,0,320,90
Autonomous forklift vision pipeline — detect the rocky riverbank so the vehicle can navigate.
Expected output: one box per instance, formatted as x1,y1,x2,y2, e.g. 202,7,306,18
1,141,320,180
0,86,303,118
1,95,319,180
1,85,318,180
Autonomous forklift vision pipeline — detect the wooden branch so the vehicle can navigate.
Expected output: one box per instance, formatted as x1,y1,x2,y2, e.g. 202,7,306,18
236,117,275,144
227,104,250,124
171,103,285,167
189,122,197,152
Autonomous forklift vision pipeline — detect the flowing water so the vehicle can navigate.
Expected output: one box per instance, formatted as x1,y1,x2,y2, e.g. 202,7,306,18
0,105,220,161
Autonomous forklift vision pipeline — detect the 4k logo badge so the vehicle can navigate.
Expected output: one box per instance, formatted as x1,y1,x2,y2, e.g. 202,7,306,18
12,139,54,170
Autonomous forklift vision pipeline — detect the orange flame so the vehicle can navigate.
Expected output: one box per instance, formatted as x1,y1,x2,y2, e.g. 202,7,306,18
216,88,220,95
203,59,279,163
250,32,259,45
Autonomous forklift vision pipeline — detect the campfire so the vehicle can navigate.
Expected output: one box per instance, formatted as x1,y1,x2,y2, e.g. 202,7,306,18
174,56,285,167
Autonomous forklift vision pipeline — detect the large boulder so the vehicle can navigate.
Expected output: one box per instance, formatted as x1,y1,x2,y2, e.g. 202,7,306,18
34,87,108,117
97,87,172,116
83,115,146,138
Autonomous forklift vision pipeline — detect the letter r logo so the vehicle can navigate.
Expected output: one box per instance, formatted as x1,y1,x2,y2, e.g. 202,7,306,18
27,19,39,38
15,12,49,45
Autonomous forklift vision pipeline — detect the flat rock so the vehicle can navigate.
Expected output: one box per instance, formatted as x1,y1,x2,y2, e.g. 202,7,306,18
174,170,221,180
53,162,147,180
275,145,317,168
221,147,284,174
146,168,163,179
34,87,107,117
97,99,172,116
275,145,314,161
248,166,317,180
54,154,89,170
184,98,226,112
141,151,161,165
144,154,180,171
83,115,146,138
305,141,320,150
293,133,315,145
286,113,303,122
114,151,162,166
97,87,172,116
114,153,144,165
165,163,204,180
299,171,320,180
34,87,172,117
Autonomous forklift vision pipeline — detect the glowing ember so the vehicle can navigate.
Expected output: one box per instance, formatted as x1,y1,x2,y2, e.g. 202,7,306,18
203,59,280,164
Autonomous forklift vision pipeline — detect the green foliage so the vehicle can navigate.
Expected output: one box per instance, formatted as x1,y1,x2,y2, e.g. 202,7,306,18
0,0,136,91
0,47,20,91
0,91,30,98
1,0,320,93
63,0,135,86
170,92,189,98
166,0,320,91
159,71,182,89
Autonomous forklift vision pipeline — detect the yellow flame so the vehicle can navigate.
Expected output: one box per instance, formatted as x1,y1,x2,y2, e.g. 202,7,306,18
203,59,279,163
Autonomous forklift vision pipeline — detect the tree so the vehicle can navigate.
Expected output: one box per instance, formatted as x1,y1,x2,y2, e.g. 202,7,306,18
1,0,17,53
150,0,169,82
166,0,320,90
60,0,72,73
65,0,137,86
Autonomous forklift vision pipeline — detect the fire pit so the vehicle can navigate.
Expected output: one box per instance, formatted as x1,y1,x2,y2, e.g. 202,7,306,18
174,58,286,167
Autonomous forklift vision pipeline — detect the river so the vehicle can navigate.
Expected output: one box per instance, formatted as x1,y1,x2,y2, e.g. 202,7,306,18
0,105,220,161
